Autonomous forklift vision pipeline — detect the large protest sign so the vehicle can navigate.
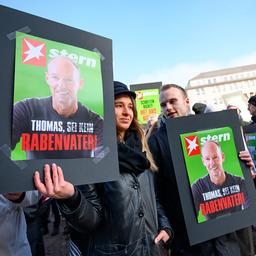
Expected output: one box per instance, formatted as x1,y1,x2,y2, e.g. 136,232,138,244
0,5,119,193
180,127,249,224
12,32,103,160
166,110,256,245
130,82,162,125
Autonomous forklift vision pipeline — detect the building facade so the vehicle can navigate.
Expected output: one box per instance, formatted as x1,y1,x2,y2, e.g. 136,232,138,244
186,64,256,120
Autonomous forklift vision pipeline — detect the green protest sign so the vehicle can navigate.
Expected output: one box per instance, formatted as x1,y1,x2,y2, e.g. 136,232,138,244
12,32,104,160
135,88,160,124
180,127,249,223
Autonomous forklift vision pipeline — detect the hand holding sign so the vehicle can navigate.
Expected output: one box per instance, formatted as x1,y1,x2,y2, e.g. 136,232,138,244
34,164,75,199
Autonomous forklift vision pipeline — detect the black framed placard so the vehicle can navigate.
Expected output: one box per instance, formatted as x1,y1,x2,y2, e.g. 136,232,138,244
130,82,162,125
0,5,119,193
166,110,256,245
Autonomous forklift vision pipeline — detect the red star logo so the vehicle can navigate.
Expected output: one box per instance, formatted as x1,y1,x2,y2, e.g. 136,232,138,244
184,136,201,156
22,37,46,66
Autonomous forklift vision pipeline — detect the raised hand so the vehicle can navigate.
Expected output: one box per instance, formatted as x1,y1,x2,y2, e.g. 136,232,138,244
239,150,255,178
34,163,75,199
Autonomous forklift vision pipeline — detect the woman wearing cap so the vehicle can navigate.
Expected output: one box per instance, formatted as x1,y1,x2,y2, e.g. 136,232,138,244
34,81,172,256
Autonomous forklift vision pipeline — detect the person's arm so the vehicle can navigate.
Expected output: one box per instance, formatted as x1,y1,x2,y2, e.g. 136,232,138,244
58,184,102,233
3,190,39,207
4,192,25,202
34,164,102,233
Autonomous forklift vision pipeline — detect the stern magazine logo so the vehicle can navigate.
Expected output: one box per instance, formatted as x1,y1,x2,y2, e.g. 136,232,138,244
22,37,46,66
184,136,201,156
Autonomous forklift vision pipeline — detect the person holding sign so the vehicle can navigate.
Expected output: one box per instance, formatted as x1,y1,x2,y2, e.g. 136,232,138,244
192,140,249,220
148,84,254,255
33,81,172,256
12,56,103,159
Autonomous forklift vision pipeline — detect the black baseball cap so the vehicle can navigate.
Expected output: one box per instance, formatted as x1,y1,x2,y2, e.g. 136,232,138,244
114,81,136,99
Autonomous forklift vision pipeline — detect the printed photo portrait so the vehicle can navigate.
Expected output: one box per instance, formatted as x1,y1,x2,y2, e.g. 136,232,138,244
12,32,104,160
180,127,249,223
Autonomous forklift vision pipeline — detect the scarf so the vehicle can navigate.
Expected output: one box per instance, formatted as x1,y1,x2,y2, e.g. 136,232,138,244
118,131,150,176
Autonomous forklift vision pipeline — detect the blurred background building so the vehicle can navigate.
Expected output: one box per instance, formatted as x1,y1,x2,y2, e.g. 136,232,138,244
186,64,256,121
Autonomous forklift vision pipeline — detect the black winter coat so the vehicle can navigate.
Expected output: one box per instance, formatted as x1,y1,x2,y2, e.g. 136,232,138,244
58,132,172,256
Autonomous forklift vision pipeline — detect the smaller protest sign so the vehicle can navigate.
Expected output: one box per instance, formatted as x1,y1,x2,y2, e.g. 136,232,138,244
166,110,256,245
130,82,162,126
180,127,249,223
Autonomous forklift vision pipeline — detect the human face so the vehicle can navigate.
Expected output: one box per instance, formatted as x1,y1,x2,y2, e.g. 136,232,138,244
202,142,225,179
115,95,134,138
248,103,256,116
46,57,82,116
160,87,189,118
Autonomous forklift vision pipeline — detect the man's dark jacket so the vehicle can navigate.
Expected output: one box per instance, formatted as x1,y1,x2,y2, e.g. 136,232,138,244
243,115,256,133
148,124,189,251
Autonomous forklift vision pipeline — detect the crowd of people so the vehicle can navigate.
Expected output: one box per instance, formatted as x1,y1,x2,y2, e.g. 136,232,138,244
1,79,256,256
